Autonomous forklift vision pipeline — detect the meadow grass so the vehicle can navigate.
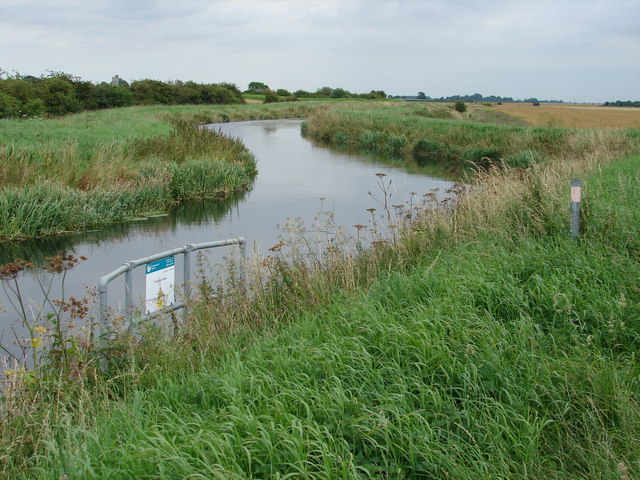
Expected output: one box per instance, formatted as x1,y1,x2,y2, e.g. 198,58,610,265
0,103,329,239
1,103,639,478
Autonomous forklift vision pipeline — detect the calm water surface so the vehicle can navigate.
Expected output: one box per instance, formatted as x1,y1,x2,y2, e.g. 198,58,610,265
0,119,454,350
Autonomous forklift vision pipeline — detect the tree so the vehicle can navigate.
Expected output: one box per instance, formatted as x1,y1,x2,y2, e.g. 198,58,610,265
316,86,333,97
130,79,174,104
94,84,134,108
417,91,426,100
0,91,20,117
73,81,98,110
37,76,82,115
247,81,269,94
330,88,350,98
366,90,386,99
201,84,244,104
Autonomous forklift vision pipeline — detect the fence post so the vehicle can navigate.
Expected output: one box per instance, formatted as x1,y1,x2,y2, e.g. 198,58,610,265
98,281,108,329
570,178,582,238
238,237,246,291
183,244,194,321
124,262,135,324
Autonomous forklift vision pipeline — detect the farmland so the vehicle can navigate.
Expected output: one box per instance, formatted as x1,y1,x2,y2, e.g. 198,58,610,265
487,102,640,129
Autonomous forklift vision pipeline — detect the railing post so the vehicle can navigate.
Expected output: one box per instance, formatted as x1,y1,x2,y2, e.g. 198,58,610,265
183,244,194,321
98,281,108,327
124,262,134,324
238,237,246,291
570,178,582,238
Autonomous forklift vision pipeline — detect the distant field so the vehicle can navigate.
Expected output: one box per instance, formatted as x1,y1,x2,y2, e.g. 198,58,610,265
486,102,640,129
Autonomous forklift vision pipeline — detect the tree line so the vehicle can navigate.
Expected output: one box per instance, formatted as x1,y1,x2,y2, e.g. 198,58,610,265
0,71,245,118
603,100,640,107
394,92,564,104
246,81,386,101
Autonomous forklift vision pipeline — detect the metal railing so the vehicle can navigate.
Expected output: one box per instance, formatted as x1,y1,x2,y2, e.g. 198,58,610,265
98,237,245,327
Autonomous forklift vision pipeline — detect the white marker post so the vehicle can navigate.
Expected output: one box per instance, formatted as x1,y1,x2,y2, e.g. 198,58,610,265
145,256,175,314
570,179,582,238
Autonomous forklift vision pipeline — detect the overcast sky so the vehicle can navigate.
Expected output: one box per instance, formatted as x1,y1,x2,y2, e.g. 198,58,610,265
1,0,638,103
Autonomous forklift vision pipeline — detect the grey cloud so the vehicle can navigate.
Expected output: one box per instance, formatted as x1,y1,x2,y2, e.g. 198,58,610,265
1,0,638,102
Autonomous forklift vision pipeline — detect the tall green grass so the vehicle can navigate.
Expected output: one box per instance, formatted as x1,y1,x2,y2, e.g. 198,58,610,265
1,104,639,478
0,181,170,238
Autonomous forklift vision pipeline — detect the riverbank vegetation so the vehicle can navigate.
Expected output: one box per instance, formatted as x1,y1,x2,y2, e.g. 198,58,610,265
0,102,331,239
303,102,639,171
1,101,639,477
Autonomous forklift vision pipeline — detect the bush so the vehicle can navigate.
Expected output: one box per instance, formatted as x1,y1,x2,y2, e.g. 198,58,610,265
463,147,502,168
413,139,455,166
22,99,46,116
0,91,20,117
454,101,467,113
263,89,279,103
94,84,134,109
359,130,387,151
333,131,349,146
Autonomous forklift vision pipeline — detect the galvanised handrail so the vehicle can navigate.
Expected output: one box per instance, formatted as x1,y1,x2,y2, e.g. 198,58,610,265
98,237,245,328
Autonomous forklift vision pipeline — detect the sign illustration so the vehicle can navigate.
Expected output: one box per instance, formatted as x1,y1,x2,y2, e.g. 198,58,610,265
145,256,175,314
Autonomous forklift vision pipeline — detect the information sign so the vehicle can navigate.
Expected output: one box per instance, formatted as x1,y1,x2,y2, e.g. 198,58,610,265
145,256,175,314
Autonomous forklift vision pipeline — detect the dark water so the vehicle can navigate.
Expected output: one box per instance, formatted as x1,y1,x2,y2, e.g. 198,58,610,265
0,119,454,349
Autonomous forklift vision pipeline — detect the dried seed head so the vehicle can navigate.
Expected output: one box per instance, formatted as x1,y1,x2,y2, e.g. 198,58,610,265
0,259,33,280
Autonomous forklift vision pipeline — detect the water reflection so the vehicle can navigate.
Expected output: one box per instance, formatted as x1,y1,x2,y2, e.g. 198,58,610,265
170,192,246,226
0,191,248,266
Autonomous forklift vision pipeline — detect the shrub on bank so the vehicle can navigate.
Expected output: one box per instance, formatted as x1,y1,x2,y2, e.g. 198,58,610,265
454,100,467,112
413,138,456,166
462,147,502,168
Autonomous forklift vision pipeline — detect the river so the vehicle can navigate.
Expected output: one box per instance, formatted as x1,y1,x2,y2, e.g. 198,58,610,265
0,119,454,357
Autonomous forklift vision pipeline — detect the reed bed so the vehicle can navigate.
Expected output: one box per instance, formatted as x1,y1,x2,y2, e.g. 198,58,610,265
1,103,639,478
0,103,331,239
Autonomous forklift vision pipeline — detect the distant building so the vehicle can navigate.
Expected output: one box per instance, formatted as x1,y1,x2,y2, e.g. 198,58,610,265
110,75,128,87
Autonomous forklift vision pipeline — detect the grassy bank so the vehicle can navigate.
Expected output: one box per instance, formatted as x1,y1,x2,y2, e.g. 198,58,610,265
303,102,639,171
1,105,640,478
0,102,329,239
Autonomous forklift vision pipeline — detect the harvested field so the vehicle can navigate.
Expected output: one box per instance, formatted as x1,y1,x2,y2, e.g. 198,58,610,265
486,102,640,129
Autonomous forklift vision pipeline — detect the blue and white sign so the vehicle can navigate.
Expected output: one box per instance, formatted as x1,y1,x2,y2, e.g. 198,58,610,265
145,256,175,314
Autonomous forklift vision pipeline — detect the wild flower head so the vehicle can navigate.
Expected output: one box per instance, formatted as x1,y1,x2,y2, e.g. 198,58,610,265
0,259,33,280
43,253,88,274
